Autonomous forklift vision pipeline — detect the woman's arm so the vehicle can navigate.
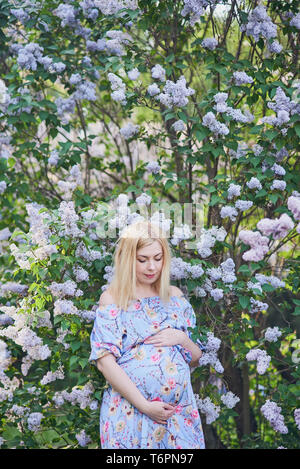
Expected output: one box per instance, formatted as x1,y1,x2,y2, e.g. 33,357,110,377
180,334,203,367
96,353,151,414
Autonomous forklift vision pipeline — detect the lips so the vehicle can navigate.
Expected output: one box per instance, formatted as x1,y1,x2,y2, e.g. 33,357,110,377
145,273,156,277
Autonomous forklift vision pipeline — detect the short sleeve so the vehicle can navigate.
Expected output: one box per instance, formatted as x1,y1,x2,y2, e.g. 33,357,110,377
89,304,123,367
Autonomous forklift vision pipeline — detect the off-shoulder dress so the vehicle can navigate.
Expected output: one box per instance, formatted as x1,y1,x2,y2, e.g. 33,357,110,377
89,295,205,449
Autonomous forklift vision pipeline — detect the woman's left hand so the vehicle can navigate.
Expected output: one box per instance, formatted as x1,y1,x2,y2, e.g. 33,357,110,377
144,328,186,347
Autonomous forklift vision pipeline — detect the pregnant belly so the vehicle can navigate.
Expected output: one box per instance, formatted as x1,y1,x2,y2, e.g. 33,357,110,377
118,342,191,404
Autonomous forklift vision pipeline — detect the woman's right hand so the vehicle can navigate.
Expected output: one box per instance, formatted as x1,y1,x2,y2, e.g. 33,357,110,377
143,400,176,425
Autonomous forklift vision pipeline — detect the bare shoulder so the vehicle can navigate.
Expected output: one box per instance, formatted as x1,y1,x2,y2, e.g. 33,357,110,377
170,285,185,297
99,289,115,306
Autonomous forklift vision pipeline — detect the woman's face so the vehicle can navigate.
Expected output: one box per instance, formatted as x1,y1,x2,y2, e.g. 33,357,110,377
136,241,164,287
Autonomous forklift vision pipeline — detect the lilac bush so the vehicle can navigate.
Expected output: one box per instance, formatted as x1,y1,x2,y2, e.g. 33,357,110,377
0,0,299,449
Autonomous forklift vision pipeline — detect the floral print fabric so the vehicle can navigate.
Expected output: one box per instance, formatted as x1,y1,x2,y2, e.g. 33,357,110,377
89,295,205,449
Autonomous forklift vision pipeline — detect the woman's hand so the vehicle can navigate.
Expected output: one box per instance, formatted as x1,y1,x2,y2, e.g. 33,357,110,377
144,327,186,347
142,400,176,425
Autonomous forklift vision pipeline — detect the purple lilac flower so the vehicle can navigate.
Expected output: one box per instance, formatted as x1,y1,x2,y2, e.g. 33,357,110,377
233,71,254,85
287,196,300,220
243,5,277,42
261,400,288,434
202,37,218,50
238,230,269,261
257,213,294,239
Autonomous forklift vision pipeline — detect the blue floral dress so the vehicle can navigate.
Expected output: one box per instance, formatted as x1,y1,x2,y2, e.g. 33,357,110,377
89,295,205,449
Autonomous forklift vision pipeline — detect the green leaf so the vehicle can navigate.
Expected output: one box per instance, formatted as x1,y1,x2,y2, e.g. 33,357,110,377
239,296,250,309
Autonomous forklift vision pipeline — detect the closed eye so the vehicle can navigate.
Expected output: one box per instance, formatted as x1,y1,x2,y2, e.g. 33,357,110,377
138,258,162,263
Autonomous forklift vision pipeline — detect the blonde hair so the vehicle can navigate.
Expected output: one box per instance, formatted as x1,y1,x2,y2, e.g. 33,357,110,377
107,220,172,310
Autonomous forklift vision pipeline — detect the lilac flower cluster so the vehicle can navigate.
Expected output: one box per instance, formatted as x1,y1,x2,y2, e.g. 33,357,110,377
196,226,227,258
145,161,161,174
242,5,277,42
202,112,229,137
288,195,300,232
52,382,97,410
220,206,238,221
120,122,140,140
40,365,64,385
261,400,288,434
238,230,269,262
195,395,220,424
27,412,44,432
170,224,193,246
246,348,271,374
198,332,224,373
76,429,92,447
227,183,241,200
255,273,285,289
136,193,152,206
180,0,212,26
69,75,97,102
264,327,282,343
250,298,269,314
172,119,186,132
220,391,240,409
108,72,127,105
213,92,254,124
294,409,300,430
95,0,138,16
151,64,166,82
49,280,83,299
290,13,300,29
270,179,286,191
257,213,294,240
127,68,140,80
202,37,218,50
246,176,262,192
233,71,254,86
261,87,300,133
57,165,83,201
147,83,160,97
48,150,59,166
154,75,195,109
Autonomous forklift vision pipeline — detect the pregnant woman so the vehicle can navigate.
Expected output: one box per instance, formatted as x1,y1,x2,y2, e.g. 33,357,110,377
89,220,205,449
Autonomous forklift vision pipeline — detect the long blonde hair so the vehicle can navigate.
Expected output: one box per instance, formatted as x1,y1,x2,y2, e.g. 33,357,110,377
107,220,172,310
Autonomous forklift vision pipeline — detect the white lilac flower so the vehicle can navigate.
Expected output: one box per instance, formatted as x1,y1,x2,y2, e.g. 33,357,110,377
180,0,211,26
290,13,300,29
261,400,288,434
235,200,253,211
172,119,186,132
294,409,300,430
202,112,229,136
195,395,220,424
127,67,140,80
155,75,195,109
247,281,262,294
0,181,7,194
250,298,269,313
194,286,207,297
27,412,44,432
221,391,240,409
267,40,283,54
147,83,160,96
227,183,241,200
151,64,166,82
254,273,285,289
264,327,282,343
202,37,218,50
73,266,89,283
246,348,271,374
145,161,161,174
246,177,262,191
48,150,59,166
120,122,140,139
257,213,294,240
238,230,269,262
210,288,223,301
40,366,64,385
186,264,204,279
243,5,277,42
76,429,92,447
220,206,238,221
271,163,286,176
53,299,79,316
107,72,127,105
171,224,193,246
136,193,152,206
288,196,300,220
233,71,254,85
